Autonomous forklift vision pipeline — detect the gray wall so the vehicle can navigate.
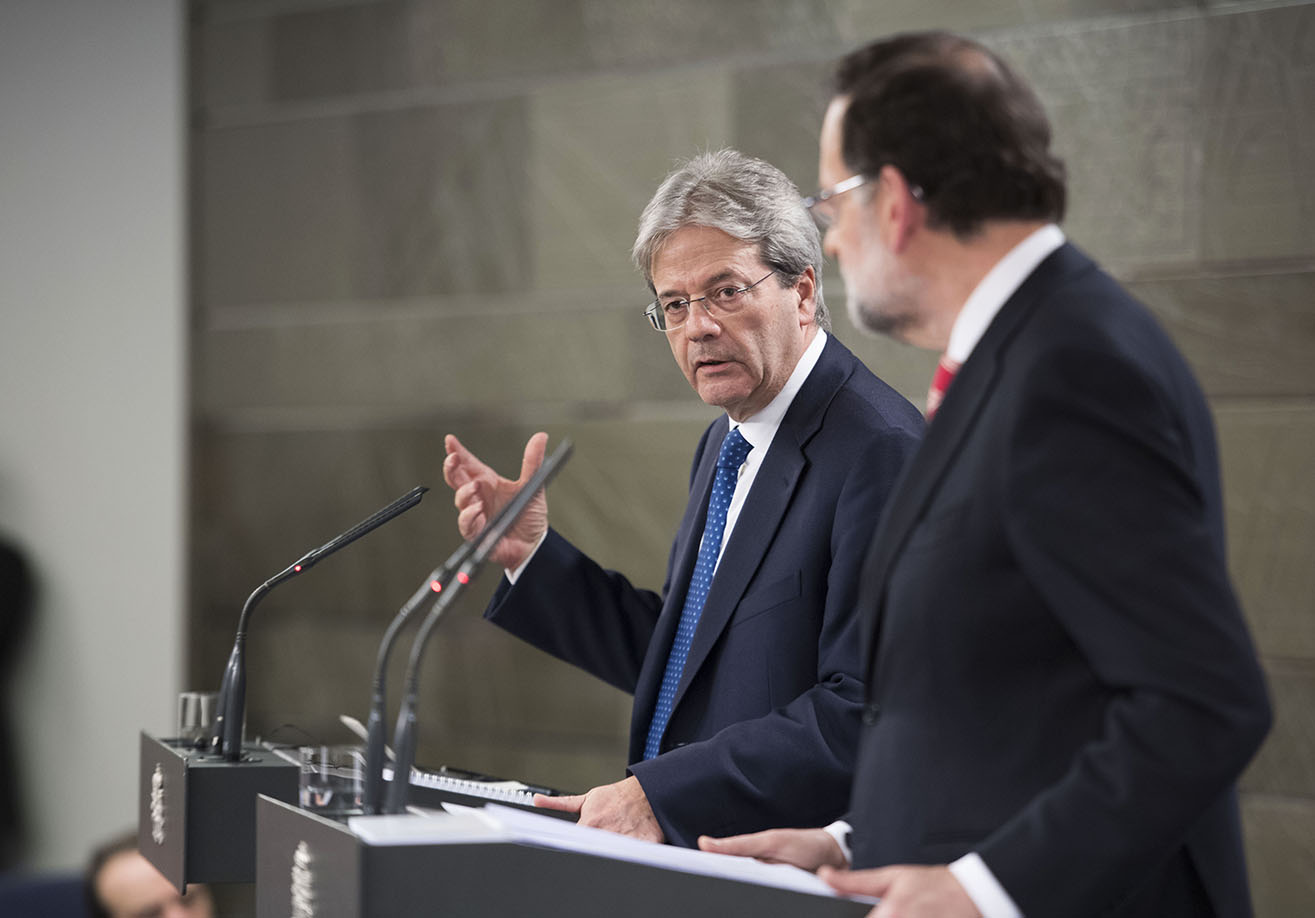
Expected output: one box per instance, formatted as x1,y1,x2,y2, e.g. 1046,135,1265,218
0,0,186,870
190,0,1314,913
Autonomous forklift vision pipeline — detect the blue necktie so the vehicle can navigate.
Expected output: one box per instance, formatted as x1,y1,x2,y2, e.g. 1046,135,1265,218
643,427,753,760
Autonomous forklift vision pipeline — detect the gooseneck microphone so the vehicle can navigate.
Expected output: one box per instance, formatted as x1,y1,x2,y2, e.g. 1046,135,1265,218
211,485,428,760
360,544,472,813
381,439,573,814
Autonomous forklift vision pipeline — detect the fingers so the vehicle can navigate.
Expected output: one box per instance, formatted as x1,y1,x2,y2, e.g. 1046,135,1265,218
444,432,550,547
698,831,772,858
444,432,548,490
700,828,844,871
820,865,893,899
443,434,490,490
533,793,584,813
455,501,487,542
519,432,549,484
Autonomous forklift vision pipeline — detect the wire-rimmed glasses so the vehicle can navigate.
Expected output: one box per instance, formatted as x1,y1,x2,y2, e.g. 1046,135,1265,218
643,270,777,332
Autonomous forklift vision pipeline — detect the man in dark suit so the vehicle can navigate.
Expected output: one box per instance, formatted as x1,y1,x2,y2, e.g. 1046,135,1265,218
442,149,924,847
701,32,1272,917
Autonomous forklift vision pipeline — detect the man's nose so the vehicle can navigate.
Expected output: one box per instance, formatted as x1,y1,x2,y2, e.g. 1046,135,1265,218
683,300,720,337
822,224,839,260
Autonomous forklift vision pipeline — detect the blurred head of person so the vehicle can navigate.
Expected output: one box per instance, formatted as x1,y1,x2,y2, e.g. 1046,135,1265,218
86,832,213,918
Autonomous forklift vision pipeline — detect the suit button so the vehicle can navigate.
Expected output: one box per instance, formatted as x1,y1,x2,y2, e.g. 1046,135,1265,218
862,702,881,726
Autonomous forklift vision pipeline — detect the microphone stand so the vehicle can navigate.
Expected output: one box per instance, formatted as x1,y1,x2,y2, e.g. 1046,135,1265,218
381,440,573,814
361,542,470,813
212,485,428,760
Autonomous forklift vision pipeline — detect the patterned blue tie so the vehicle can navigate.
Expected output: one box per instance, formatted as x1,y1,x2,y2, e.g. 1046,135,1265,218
643,427,753,760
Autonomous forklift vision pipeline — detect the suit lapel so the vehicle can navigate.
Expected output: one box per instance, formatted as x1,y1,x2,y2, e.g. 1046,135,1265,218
859,244,1090,668
672,336,854,706
855,339,999,662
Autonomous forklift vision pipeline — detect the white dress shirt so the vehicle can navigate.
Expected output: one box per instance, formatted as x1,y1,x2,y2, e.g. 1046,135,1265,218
713,328,827,570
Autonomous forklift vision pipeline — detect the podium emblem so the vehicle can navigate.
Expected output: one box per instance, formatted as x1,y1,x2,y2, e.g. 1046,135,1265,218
149,764,166,844
291,840,316,918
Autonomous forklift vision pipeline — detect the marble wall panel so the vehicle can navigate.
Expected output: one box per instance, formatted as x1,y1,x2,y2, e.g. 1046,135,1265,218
731,60,835,197
527,71,735,291
189,425,454,641
351,100,531,299
842,0,1196,36
1128,271,1315,399
268,1,412,102
192,12,270,110
407,0,595,87
448,734,628,794
198,117,358,308
991,17,1206,271
198,96,530,310
1215,405,1315,660
1199,4,1315,262
1243,658,1315,798
197,303,651,414
1242,795,1315,917
573,0,848,71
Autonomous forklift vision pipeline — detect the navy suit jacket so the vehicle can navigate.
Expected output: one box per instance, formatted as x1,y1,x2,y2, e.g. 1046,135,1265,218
486,334,923,846
848,244,1271,917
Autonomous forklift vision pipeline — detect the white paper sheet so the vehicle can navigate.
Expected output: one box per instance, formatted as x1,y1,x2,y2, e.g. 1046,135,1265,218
349,803,866,902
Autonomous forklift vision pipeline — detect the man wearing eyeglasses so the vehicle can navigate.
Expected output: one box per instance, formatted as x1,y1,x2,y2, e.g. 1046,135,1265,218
443,149,923,847
701,31,1271,918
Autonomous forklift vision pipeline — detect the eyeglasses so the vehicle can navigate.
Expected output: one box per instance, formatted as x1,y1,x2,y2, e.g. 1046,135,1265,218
803,172,925,230
643,270,777,332
802,174,870,231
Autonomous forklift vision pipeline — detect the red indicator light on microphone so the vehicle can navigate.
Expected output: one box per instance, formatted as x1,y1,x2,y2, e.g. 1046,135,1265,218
457,572,470,585
430,580,442,593
293,564,302,573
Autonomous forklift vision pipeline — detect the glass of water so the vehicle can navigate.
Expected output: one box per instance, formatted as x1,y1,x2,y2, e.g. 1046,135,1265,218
299,744,365,814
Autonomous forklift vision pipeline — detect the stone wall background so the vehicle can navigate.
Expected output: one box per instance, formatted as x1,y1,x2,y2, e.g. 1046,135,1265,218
189,1,1314,912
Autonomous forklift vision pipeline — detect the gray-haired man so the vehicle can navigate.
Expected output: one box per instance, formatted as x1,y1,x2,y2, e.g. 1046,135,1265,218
443,149,923,846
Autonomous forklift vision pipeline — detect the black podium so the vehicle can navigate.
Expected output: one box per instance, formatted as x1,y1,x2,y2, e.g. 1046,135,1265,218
138,733,299,889
255,796,872,918
139,731,573,890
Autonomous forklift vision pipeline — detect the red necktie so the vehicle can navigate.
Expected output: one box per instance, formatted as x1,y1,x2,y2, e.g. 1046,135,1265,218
925,354,960,420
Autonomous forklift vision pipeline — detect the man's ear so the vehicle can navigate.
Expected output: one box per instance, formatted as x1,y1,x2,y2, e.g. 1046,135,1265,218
794,265,818,327
876,164,924,254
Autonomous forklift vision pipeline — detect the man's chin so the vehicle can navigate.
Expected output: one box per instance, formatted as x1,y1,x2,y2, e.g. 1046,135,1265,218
848,295,914,342
695,380,751,417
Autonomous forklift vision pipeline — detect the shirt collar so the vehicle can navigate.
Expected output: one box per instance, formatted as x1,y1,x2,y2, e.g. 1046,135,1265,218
734,329,827,449
945,224,1065,365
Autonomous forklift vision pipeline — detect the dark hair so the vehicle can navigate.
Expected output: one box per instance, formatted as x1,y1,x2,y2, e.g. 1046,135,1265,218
834,31,1066,238
85,831,138,918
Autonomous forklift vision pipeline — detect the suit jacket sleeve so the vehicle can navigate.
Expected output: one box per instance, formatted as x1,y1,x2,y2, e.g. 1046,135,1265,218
976,344,1271,914
484,527,667,694
483,426,720,694
630,429,916,845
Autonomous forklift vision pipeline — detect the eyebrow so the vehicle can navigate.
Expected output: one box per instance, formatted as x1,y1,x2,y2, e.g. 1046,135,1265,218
656,269,741,300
